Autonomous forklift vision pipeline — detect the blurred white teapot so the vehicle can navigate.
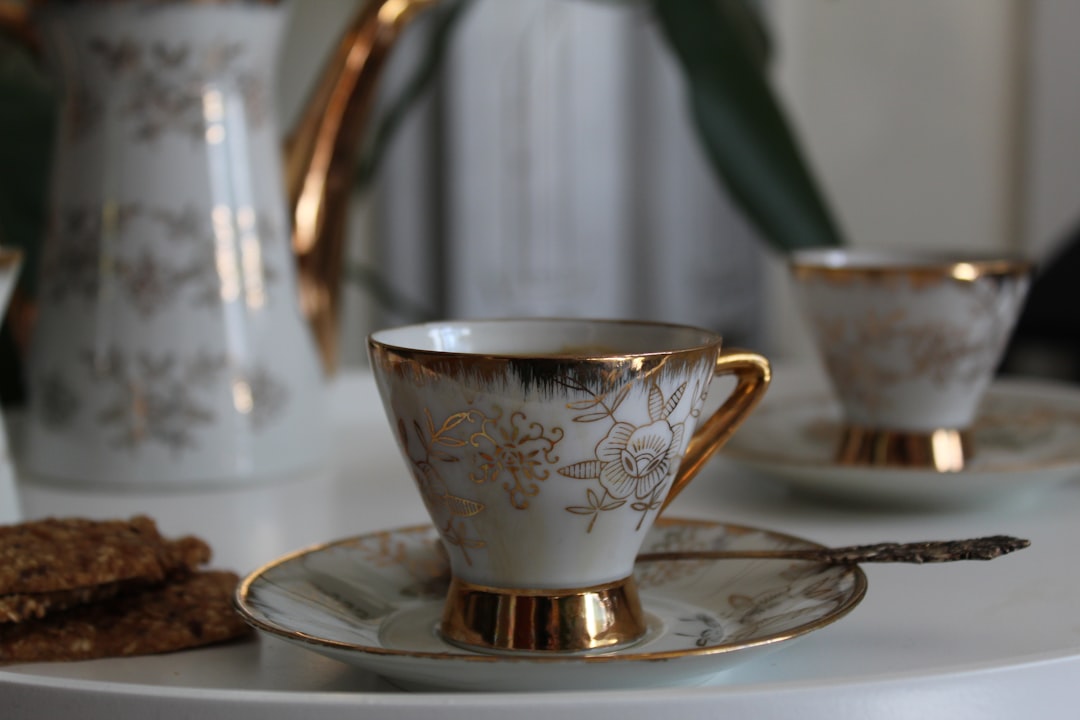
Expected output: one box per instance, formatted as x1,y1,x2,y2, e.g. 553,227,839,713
7,0,432,488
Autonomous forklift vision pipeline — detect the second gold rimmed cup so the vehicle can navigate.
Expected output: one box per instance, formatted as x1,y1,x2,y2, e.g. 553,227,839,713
790,249,1032,472
368,318,770,654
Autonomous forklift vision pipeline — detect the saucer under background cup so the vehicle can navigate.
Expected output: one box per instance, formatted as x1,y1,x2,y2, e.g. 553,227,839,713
722,378,1080,509
789,249,1032,472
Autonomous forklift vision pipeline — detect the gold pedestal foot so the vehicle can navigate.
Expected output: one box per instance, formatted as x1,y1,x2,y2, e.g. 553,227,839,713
439,576,647,654
835,426,973,472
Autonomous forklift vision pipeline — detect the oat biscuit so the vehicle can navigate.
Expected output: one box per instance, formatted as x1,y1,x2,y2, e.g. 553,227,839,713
0,515,210,594
0,517,211,623
0,571,251,663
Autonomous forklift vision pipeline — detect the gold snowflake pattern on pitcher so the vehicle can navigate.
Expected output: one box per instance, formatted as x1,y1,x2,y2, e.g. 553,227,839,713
42,204,281,314
79,37,269,142
35,348,286,452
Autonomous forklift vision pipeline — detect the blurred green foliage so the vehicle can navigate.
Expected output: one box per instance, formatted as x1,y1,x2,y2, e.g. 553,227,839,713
0,34,54,296
652,0,845,250
0,0,843,309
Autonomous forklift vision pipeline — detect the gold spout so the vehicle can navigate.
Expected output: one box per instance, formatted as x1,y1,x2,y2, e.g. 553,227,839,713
286,0,437,374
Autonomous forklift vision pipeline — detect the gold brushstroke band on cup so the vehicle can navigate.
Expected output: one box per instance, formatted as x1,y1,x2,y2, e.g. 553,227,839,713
439,575,647,654
835,425,974,472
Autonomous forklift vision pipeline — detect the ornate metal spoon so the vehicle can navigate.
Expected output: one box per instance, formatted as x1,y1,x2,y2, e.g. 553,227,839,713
636,535,1030,565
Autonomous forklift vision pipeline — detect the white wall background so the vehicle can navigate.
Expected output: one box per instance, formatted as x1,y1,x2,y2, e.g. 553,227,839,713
437,1,764,340
766,0,1028,360
276,0,1080,367
1022,0,1080,260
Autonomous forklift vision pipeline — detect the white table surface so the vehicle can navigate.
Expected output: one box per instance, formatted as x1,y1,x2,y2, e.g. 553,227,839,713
3,366,1079,719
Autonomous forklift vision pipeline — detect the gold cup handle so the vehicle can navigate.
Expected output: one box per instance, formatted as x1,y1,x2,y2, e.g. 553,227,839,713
661,349,771,512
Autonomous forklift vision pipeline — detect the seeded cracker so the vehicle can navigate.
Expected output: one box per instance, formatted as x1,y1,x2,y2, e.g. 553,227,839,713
0,515,210,594
0,517,211,623
0,571,252,663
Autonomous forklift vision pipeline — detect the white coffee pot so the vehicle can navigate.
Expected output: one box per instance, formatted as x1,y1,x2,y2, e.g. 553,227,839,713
6,0,432,488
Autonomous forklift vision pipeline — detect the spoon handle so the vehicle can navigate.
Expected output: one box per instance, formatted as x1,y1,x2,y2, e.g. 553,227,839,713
636,535,1030,565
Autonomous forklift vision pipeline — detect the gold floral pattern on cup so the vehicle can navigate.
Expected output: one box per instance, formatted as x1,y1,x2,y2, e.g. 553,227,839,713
369,319,771,653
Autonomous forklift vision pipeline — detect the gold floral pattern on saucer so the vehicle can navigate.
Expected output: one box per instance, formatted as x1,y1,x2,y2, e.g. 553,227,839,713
234,518,866,692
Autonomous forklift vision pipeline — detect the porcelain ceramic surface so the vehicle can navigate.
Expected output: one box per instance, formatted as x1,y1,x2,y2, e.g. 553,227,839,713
369,320,706,591
368,319,771,653
367,319,769,592
235,518,866,692
789,250,1030,433
21,3,327,488
723,379,1080,508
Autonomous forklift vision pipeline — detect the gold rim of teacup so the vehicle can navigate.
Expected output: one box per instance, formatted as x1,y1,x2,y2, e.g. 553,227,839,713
789,249,1032,283
369,317,724,361
368,318,725,391
439,575,648,654
835,425,974,472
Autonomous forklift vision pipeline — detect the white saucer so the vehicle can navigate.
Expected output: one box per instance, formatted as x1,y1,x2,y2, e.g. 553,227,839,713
235,518,866,692
722,379,1080,508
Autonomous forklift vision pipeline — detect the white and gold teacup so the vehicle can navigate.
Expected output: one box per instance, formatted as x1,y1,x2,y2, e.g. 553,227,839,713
790,249,1032,471
368,318,770,654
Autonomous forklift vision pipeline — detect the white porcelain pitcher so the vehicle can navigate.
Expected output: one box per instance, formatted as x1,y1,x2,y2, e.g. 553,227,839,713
9,0,431,488
19,3,324,488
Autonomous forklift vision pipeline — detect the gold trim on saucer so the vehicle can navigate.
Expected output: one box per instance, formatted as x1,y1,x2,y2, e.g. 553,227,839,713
439,575,647,654
835,425,973,472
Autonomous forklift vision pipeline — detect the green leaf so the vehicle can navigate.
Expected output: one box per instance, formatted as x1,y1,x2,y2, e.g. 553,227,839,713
651,0,845,252
356,0,474,187
0,35,56,294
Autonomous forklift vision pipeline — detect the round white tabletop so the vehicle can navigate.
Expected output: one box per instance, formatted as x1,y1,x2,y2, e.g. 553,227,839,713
4,368,1079,719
